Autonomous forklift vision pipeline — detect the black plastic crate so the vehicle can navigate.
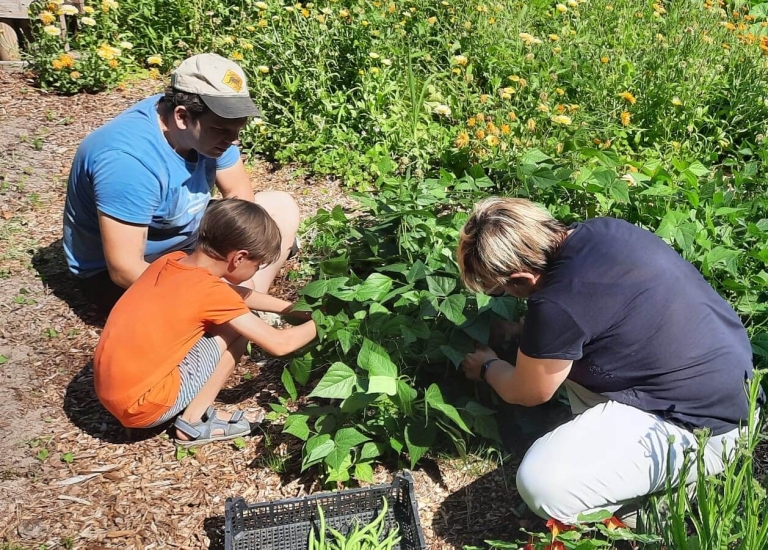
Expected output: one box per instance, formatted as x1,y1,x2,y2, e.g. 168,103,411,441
224,471,426,550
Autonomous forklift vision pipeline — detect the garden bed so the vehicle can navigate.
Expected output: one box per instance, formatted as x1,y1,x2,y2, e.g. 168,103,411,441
0,69,530,550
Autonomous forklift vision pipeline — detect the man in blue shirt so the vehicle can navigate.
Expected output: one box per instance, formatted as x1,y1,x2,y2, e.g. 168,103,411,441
63,53,299,314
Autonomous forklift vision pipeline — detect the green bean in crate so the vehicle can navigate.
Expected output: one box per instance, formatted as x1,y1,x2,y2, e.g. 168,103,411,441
309,497,401,550
224,471,426,550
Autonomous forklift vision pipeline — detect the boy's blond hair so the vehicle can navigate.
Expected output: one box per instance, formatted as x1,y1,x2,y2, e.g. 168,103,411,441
458,197,567,293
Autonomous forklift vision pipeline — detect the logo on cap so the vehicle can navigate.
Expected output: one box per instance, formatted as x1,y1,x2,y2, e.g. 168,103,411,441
222,69,244,93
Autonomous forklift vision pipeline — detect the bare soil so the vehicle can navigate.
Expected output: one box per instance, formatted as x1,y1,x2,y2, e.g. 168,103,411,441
0,70,530,550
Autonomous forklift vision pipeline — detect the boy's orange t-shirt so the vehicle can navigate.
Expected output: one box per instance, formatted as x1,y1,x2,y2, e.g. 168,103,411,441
94,251,250,428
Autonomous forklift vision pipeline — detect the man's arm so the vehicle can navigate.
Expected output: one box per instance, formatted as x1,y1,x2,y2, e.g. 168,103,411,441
97,211,150,288
462,346,572,406
215,158,255,202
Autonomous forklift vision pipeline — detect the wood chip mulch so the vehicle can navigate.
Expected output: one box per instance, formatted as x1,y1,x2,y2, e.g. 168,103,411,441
0,69,531,550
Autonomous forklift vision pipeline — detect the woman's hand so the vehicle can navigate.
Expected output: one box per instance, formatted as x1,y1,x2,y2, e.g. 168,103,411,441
461,345,499,381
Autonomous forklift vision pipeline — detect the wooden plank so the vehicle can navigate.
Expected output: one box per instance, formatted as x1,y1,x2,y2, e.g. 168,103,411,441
0,0,34,19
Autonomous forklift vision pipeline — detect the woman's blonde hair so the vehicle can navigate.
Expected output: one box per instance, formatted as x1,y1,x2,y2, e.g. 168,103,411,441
457,197,567,293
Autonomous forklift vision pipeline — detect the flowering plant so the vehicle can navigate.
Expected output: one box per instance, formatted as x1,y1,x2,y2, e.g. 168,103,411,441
28,0,136,93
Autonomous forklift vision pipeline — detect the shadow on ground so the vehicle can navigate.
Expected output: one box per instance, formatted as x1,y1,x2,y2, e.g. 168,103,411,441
31,238,107,327
204,515,226,550
63,362,165,443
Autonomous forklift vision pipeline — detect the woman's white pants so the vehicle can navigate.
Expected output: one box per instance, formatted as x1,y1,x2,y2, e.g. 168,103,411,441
515,381,741,523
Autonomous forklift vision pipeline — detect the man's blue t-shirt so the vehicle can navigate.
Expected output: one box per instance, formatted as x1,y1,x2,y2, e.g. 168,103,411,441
520,218,756,436
63,94,241,277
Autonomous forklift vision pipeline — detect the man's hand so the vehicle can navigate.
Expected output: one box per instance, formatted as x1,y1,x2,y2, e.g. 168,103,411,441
461,345,499,381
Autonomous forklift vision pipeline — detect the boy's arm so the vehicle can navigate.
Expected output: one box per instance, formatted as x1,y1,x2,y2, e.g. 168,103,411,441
227,312,317,356
227,284,309,318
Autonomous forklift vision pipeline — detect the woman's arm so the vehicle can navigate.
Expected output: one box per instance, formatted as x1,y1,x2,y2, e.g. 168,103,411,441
462,346,572,406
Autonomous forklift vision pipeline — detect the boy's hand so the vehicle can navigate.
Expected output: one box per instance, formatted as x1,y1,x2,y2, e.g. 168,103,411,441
286,309,312,322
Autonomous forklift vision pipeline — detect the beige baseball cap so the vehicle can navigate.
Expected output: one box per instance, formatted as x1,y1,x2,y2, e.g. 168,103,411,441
170,53,262,119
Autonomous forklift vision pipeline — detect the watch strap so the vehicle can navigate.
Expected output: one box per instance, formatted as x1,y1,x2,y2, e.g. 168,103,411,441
480,358,501,380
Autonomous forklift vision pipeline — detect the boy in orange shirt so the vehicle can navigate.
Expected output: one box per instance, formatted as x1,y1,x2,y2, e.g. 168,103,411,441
94,199,317,447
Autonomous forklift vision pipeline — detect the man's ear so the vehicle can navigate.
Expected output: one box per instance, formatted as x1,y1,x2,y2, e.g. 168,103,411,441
174,106,191,130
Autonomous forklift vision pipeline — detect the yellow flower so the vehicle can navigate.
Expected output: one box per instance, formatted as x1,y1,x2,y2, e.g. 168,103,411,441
381,58,392,66
671,97,682,106
339,8,349,16
620,111,631,126
526,118,536,131
480,94,489,104
568,104,580,112
246,25,256,31
487,122,499,135
51,58,64,70
59,4,79,15
553,46,562,53
600,55,609,63
556,88,564,95
567,0,578,6
285,5,295,12
43,25,60,36
258,18,268,26
501,124,511,135
551,114,572,125
39,11,56,24
232,52,244,61
556,3,567,12
301,8,309,16
256,1,269,9
258,65,270,73
475,129,486,139
70,70,81,79
619,91,636,105
96,44,121,59
489,17,496,24
101,0,118,12
148,68,160,79
81,15,96,25
455,131,470,148
519,32,542,45
508,111,517,121
59,53,74,67
119,41,133,49
467,117,476,127
146,55,163,65
538,103,550,113
549,33,559,41
453,54,468,66
321,7,332,14
83,5,94,12
433,104,451,117
508,74,520,82
361,19,369,25
370,66,380,74
108,58,119,68
243,42,254,50
485,134,500,146
476,113,485,121
452,67,461,75
369,52,380,59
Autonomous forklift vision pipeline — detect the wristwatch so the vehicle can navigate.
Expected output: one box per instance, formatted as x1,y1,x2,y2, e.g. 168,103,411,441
480,358,501,381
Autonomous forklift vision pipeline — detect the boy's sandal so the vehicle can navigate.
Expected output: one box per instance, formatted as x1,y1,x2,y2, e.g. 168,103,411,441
173,406,254,448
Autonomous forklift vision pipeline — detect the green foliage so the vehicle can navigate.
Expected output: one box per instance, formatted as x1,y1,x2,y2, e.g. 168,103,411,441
280,171,510,483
